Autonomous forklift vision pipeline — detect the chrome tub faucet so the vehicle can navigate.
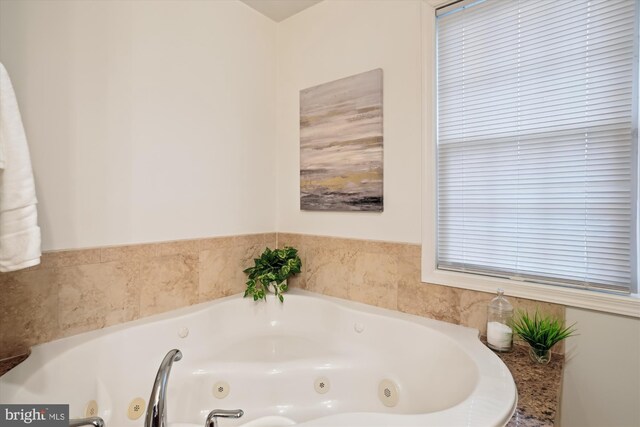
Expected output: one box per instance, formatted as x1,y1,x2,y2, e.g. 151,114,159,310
144,349,182,427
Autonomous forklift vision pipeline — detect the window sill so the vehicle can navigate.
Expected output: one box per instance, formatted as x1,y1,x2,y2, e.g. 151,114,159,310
421,266,640,318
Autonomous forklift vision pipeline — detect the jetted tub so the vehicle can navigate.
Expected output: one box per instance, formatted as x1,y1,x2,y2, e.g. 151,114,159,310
0,289,517,426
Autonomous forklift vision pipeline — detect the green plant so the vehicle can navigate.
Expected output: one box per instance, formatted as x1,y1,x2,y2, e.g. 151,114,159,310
511,309,577,358
243,246,302,302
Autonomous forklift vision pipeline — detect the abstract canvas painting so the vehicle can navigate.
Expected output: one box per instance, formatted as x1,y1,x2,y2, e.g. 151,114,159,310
300,69,383,211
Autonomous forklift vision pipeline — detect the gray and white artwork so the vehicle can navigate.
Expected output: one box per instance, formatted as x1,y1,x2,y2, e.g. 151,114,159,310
300,68,383,212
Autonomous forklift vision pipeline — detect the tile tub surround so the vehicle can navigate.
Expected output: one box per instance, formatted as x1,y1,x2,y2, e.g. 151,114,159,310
0,233,276,359
277,233,566,350
0,231,565,360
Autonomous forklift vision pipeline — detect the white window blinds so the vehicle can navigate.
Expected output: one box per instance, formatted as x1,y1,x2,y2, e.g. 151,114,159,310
436,0,638,293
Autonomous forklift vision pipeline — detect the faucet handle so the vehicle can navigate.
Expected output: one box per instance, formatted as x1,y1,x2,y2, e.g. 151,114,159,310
69,417,105,427
205,409,244,427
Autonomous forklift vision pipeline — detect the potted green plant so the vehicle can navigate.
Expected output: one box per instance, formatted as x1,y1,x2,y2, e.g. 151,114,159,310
510,309,577,364
243,246,302,302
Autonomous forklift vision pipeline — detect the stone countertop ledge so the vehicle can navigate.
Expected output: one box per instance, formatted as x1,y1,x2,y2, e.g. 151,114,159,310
489,340,565,427
1,342,563,427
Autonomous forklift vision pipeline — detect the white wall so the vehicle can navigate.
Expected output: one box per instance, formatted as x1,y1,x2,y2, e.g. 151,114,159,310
276,0,422,244
0,0,277,251
561,308,640,427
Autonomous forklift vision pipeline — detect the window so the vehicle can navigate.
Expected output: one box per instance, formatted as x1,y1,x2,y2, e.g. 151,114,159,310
434,0,638,296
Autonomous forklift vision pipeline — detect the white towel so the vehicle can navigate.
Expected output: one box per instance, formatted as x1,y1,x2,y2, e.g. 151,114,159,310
0,62,41,272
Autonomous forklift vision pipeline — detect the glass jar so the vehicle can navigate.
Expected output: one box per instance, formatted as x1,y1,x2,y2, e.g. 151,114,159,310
487,288,513,352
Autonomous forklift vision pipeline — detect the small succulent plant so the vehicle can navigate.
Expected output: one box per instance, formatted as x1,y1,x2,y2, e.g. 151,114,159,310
511,309,576,363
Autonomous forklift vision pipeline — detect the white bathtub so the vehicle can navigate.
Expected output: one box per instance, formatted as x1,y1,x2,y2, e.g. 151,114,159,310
0,289,517,427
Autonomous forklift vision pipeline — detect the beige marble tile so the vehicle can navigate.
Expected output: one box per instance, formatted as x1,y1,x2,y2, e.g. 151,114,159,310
284,273,306,291
276,232,301,246
138,254,199,317
0,268,59,359
279,233,352,252
263,232,278,248
396,244,421,284
512,296,565,321
157,239,201,257
0,234,275,359
124,267,141,322
101,243,159,263
198,232,274,252
235,233,274,251
57,261,139,337
40,248,102,269
304,245,352,300
458,288,494,334
283,236,419,307
0,233,570,360
398,281,461,324
348,251,399,310
280,234,363,299
198,235,267,302
197,236,236,251
347,238,411,256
